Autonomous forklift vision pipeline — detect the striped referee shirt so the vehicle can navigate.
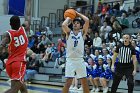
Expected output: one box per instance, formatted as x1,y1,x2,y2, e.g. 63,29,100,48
115,43,136,63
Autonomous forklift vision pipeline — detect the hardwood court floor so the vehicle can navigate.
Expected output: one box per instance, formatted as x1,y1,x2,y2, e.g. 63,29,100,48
0,80,62,93
0,80,103,93
0,80,140,93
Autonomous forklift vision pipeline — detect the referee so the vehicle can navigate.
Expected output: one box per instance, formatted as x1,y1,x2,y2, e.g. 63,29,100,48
111,34,137,93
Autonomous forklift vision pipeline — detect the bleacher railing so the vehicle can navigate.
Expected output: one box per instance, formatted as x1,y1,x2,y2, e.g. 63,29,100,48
40,16,49,30
56,9,64,26
32,20,41,33
49,13,56,29
135,0,140,7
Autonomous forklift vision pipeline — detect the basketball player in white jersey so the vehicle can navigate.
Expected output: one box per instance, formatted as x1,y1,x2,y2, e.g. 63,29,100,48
62,11,90,93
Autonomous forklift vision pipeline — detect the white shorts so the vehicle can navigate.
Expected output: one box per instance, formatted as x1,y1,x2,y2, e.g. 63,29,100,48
65,58,87,79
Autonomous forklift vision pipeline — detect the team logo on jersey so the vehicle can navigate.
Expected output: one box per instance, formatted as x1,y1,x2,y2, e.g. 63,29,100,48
71,36,80,40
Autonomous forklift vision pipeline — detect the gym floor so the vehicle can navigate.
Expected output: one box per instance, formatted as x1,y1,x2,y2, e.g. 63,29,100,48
0,80,140,93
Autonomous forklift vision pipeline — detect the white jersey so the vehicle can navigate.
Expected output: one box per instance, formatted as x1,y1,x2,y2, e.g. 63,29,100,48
66,31,84,58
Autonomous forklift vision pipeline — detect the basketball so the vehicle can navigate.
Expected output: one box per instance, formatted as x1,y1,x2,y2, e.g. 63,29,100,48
64,9,76,19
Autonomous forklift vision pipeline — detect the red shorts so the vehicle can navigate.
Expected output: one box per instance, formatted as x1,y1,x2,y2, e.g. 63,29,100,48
6,61,26,82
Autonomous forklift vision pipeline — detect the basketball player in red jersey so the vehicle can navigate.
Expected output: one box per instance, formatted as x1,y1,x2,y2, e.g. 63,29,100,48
0,16,28,93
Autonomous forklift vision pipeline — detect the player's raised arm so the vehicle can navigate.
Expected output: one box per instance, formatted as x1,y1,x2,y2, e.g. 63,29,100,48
62,17,71,34
62,9,77,39
76,11,89,37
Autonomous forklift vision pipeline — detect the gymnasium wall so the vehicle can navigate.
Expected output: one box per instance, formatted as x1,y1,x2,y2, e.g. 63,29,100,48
38,0,67,17
0,0,7,15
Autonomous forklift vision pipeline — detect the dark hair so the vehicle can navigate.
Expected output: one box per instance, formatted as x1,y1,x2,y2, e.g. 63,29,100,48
10,16,21,30
22,23,26,27
60,46,65,57
73,18,83,26
107,57,112,68
123,33,131,38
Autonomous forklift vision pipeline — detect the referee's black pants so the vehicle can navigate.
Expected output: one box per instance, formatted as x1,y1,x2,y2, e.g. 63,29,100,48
111,63,134,93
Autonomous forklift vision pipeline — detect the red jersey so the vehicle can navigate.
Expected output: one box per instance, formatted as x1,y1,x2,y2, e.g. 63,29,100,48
6,26,28,65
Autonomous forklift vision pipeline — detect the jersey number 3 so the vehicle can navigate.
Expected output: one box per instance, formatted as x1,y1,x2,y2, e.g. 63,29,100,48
14,35,25,47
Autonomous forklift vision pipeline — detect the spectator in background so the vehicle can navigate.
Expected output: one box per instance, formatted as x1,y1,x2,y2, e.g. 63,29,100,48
131,40,140,64
85,58,96,92
92,57,105,92
42,44,52,62
91,14,101,32
46,27,53,41
84,34,93,48
100,57,113,93
31,42,40,54
136,35,140,71
113,2,120,16
22,20,34,37
50,43,59,61
109,21,122,45
28,35,39,54
100,21,112,43
93,32,102,51
119,2,127,16
132,6,140,16
28,36,35,48
57,39,65,52
110,16,120,27
54,46,66,68
104,12,111,25
137,35,140,47
113,21,121,38
127,6,132,16
102,42,107,50
25,53,40,83
97,0,103,13
90,49,101,64
89,19,98,33
101,3,107,16
102,48,111,64
87,28,94,39
37,34,51,53
85,11,92,19
38,34,52,47
84,47,91,62
61,33,67,44
108,43,115,55
106,4,113,16
120,13,129,30
106,4,111,12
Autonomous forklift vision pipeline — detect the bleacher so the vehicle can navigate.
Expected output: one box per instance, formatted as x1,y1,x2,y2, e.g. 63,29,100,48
0,61,65,83
0,0,140,92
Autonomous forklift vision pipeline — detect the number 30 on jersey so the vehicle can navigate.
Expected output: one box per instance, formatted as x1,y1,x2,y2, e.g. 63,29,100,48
14,35,25,47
